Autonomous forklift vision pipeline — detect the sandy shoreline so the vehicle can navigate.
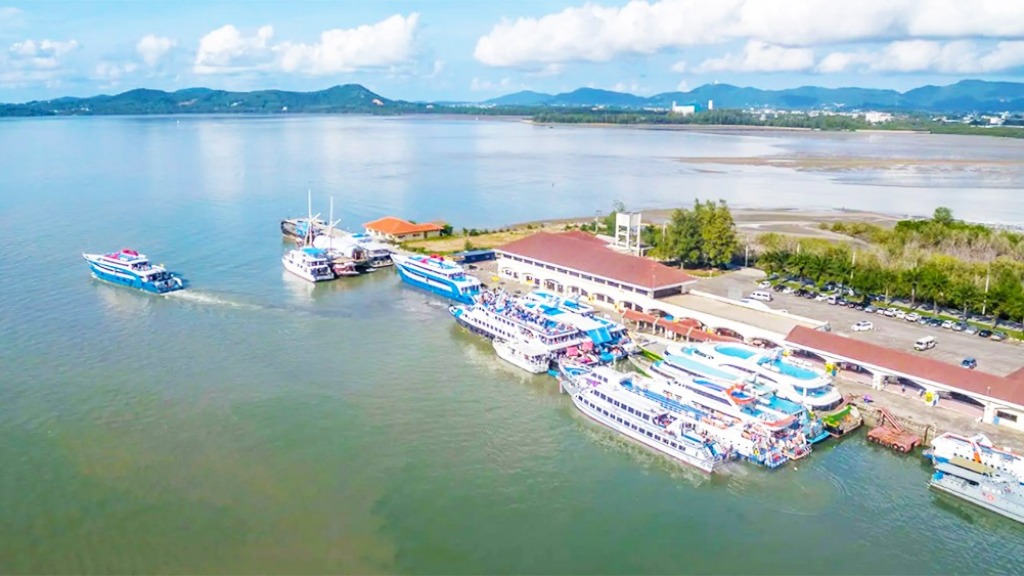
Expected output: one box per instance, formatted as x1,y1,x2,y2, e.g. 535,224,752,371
677,155,1023,172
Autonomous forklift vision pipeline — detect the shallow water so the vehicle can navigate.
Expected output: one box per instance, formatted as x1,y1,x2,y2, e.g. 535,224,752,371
1,116,1022,574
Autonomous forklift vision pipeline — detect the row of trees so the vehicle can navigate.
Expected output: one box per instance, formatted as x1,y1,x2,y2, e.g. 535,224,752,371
757,209,1024,325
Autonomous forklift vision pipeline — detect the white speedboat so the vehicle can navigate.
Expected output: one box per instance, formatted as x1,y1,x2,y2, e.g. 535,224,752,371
493,339,551,374
282,248,334,282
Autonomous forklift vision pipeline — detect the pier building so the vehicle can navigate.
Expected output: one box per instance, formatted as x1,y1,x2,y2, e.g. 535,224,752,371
494,232,826,345
364,216,444,242
785,326,1024,431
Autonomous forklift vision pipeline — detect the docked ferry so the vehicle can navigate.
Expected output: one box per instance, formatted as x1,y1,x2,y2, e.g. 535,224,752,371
83,248,184,294
927,433,1024,483
393,253,481,304
577,365,795,468
651,358,825,446
282,248,335,283
493,339,551,374
664,343,845,412
930,457,1024,524
558,362,731,473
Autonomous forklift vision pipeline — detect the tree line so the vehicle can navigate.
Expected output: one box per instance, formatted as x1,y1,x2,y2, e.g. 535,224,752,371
756,208,1024,326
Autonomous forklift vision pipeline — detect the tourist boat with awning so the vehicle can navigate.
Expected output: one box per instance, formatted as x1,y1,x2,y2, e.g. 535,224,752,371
83,248,184,294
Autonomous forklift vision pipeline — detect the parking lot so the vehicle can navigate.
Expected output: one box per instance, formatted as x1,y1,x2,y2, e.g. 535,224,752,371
694,269,1024,377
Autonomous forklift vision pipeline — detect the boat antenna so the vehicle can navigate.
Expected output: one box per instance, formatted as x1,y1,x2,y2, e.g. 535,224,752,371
328,196,335,240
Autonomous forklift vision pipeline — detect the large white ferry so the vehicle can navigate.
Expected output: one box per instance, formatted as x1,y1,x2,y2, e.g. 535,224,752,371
392,254,482,304
282,247,335,282
558,363,731,473
928,432,1024,484
83,248,184,294
663,343,845,412
650,358,824,446
573,365,796,468
450,289,632,357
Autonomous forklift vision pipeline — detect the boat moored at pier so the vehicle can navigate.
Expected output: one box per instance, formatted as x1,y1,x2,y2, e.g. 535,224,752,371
83,249,185,294
558,362,731,473
927,433,1024,484
393,253,481,304
282,247,335,283
930,457,1024,524
493,339,551,374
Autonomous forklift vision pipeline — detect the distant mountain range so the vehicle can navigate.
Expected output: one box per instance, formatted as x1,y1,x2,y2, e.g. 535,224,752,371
486,80,1024,113
0,84,405,116
3,79,1023,116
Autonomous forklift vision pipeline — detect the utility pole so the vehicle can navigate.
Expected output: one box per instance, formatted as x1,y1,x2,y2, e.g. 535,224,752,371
982,264,990,316
744,243,749,268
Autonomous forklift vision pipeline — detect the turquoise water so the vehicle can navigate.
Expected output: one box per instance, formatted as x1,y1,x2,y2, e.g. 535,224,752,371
1,116,1023,574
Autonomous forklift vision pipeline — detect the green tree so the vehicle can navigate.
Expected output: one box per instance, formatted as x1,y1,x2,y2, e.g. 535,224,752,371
949,277,980,316
663,208,702,265
933,206,954,225
602,200,626,234
700,200,738,268
919,262,950,312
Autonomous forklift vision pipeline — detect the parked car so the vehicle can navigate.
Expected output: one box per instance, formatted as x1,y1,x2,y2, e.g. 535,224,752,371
852,320,874,332
803,291,817,300
814,293,828,302
837,298,849,306
952,322,967,332
961,357,977,370
914,335,937,351
758,280,772,289
992,331,1008,341
864,305,877,313
883,308,898,317
977,329,993,338
964,325,978,335
782,286,795,295
941,320,954,329
927,317,943,327
772,283,786,292
905,312,921,322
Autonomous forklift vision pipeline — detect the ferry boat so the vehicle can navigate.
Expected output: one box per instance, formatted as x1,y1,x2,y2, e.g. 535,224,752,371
575,365,794,468
337,233,393,268
665,343,845,412
450,289,632,358
927,433,1024,483
393,254,481,304
282,247,335,282
493,339,551,374
558,363,731,473
930,457,1024,524
281,217,327,242
83,248,184,294
651,359,823,447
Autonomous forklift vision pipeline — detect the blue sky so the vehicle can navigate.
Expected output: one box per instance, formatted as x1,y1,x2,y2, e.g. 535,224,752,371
2,0,1024,103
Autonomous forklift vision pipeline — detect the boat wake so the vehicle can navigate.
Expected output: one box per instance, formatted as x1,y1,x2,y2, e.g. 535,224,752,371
163,290,263,310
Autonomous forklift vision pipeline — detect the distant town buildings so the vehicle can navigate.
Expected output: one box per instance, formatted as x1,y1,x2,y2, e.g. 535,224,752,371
670,101,696,116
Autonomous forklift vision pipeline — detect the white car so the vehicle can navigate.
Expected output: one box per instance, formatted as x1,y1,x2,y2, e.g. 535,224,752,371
894,310,907,320
852,320,874,332
906,312,921,322
815,293,829,302
757,280,772,289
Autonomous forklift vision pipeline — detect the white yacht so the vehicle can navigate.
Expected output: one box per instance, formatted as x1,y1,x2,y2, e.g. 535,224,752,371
282,248,334,283
493,339,551,374
928,433,1024,483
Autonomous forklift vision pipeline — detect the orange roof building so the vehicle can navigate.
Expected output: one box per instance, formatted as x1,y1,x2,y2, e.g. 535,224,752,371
363,217,444,241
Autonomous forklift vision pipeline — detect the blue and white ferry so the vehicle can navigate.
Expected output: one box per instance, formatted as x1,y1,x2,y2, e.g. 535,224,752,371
392,253,482,304
83,248,184,294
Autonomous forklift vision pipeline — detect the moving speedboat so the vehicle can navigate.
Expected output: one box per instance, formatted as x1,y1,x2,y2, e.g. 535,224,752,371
83,248,184,294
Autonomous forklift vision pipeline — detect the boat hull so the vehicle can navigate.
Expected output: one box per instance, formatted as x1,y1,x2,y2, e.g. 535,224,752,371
395,260,475,304
85,259,183,294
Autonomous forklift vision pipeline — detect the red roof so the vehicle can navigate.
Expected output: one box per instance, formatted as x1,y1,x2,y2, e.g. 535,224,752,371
498,232,696,290
623,310,659,324
785,326,1024,407
1008,367,1024,382
363,216,443,236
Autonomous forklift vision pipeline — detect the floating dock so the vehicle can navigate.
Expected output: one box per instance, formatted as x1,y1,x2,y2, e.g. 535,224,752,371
866,408,921,453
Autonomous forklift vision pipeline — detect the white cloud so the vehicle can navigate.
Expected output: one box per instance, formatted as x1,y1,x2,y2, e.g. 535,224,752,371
474,0,1024,68
697,41,815,73
0,6,23,25
136,34,177,67
2,37,79,87
675,80,690,92
275,13,418,74
94,61,138,82
470,77,515,92
194,24,274,74
670,61,688,73
819,40,1024,74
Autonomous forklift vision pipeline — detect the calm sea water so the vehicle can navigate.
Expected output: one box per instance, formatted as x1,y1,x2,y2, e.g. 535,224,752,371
1,116,1022,574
